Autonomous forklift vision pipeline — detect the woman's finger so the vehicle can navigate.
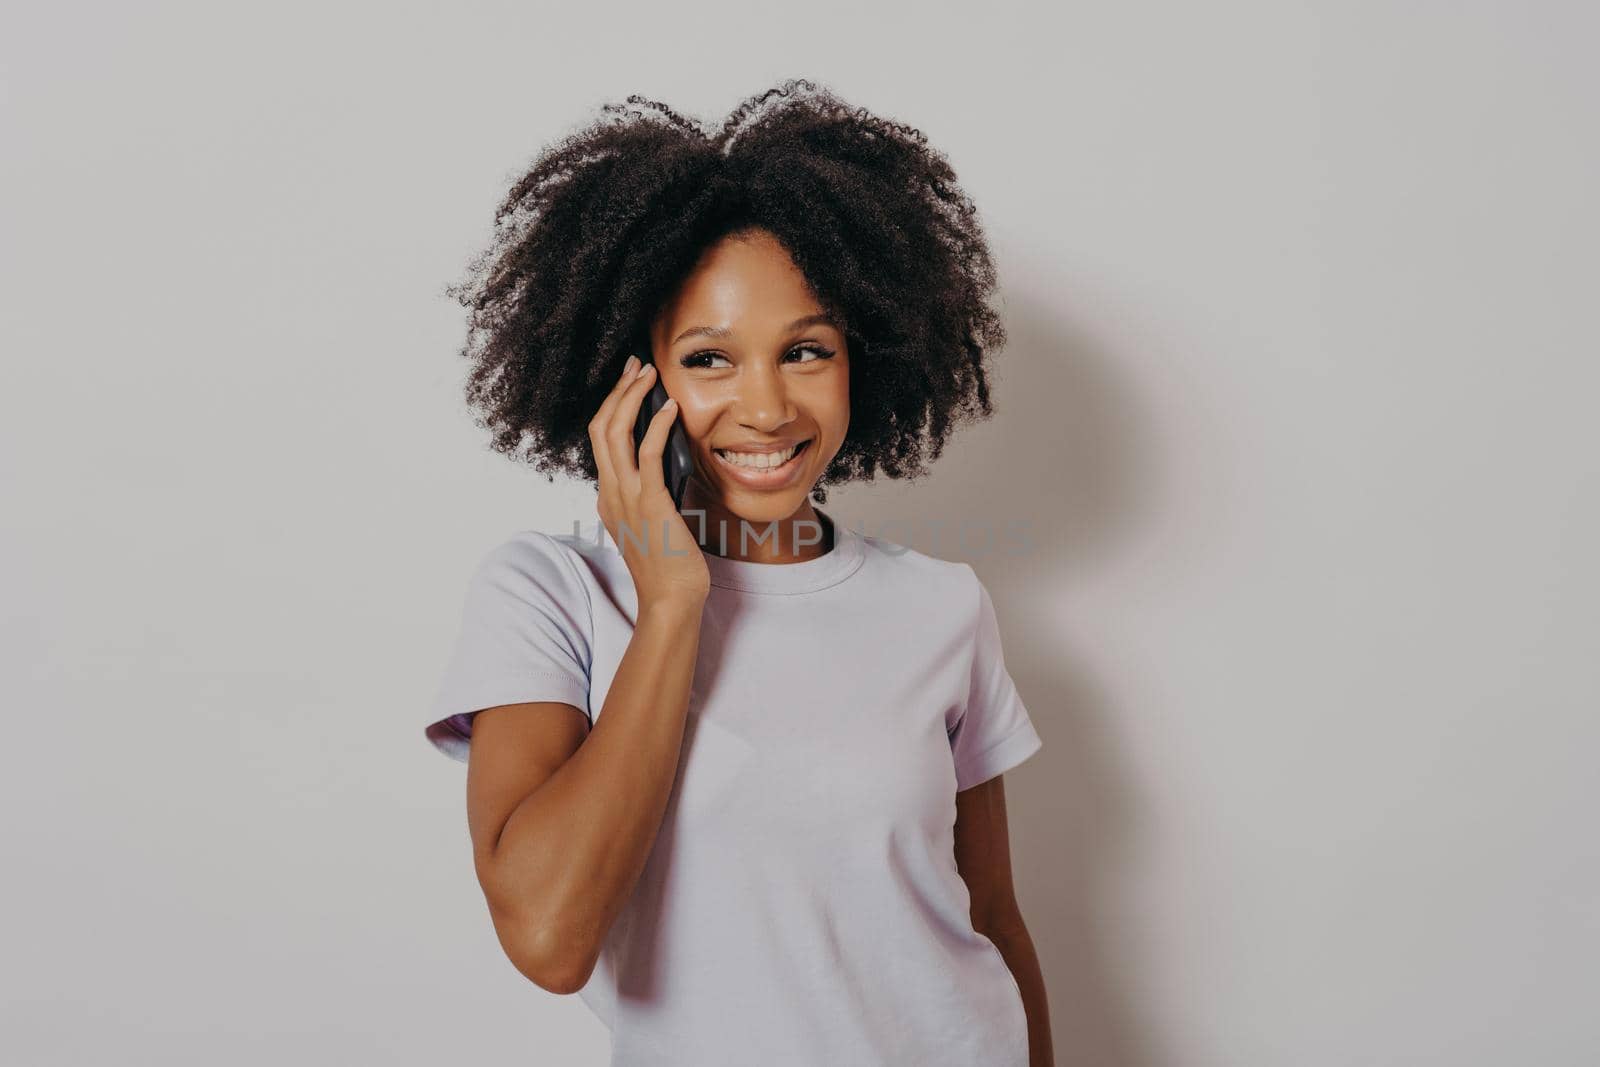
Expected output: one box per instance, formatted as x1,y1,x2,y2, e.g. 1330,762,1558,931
636,395,680,496
604,362,658,491
598,361,659,550
591,353,639,432
591,354,640,529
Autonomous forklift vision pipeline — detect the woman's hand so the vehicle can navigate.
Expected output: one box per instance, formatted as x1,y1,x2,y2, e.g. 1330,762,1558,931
589,353,711,611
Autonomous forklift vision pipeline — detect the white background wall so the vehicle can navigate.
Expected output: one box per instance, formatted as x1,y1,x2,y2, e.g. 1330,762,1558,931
4,2,1595,1064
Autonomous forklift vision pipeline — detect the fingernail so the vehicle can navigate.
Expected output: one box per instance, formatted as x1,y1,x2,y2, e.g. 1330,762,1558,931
624,354,639,375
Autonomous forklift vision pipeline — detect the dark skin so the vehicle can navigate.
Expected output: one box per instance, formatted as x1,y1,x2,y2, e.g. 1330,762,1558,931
467,227,1052,1064
956,775,1056,1067
652,228,849,564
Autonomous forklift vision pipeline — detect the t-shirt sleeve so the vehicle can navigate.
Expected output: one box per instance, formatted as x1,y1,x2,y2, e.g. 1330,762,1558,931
948,568,1044,792
423,533,594,763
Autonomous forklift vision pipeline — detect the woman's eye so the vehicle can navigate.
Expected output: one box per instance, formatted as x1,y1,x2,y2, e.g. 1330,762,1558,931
681,351,732,369
788,344,836,363
680,344,836,369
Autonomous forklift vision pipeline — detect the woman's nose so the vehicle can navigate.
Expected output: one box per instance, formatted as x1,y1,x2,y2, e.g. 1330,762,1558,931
733,363,798,431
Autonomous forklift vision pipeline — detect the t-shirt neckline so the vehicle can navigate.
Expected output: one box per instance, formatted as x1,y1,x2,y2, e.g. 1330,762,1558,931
700,507,864,595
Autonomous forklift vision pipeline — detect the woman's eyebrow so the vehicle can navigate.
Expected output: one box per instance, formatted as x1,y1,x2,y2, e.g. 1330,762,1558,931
670,313,839,346
782,312,840,334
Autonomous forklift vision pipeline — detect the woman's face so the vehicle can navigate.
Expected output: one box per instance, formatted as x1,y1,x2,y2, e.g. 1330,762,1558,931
649,228,850,531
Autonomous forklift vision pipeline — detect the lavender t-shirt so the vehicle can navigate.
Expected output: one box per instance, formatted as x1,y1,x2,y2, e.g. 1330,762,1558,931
424,509,1043,1066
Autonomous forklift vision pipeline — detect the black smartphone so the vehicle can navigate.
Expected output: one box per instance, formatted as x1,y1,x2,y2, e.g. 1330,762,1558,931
630,332,693,512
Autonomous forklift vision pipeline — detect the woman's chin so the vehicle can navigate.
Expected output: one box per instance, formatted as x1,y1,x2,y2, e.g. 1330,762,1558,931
717,486,812,524
687,472,817,527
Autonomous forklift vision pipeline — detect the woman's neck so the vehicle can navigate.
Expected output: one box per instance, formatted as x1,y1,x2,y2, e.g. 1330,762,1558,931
681,489,833,564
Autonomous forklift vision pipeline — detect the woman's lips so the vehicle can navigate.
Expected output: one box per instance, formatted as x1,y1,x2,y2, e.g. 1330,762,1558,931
711,439,812,489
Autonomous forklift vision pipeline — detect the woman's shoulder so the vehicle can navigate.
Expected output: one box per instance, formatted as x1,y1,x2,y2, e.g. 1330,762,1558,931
852,524,985,604
461,523,619,605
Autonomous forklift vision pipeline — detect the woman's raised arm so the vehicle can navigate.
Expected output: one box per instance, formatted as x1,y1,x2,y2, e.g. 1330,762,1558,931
467,593,704,993
465,350,709,994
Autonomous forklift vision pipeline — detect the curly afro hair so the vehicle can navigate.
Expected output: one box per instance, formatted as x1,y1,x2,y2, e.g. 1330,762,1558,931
444,78,1007,506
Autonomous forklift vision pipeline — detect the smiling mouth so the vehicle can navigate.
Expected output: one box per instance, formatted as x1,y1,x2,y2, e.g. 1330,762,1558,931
712,439,813,472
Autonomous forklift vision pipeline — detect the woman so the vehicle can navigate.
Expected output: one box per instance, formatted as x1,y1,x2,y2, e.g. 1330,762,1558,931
424,79,1052,1066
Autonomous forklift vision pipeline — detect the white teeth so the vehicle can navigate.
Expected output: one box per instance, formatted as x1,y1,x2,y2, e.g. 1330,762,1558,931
716,443,803,469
